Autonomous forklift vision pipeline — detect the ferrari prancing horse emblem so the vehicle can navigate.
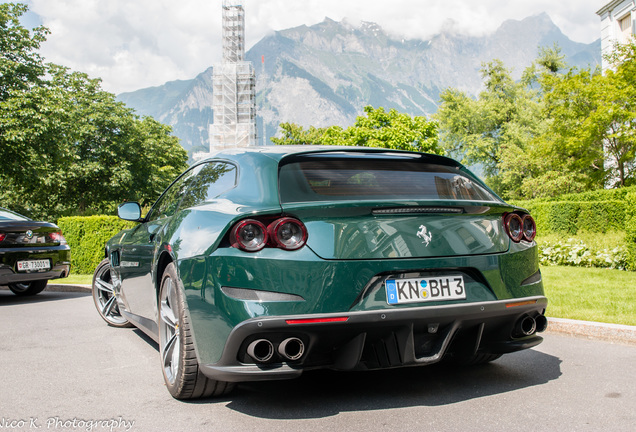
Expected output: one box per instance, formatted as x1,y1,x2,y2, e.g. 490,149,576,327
417,225,432,246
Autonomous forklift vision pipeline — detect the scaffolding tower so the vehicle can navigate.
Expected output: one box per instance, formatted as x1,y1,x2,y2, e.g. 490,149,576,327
209,0,257,150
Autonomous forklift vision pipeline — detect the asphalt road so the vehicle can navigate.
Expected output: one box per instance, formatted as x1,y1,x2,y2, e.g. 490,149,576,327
1,290,635,432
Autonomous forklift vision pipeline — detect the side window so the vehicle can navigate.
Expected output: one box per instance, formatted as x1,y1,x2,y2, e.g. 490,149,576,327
178,162,237,210
146,167,199,222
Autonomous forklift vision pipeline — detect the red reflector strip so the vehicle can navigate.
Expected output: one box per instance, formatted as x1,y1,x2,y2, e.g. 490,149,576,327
286,317,349,325
506,300,538,308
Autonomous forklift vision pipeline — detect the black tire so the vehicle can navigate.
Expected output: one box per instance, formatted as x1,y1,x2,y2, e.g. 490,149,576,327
158,262,234,400
92,258,133,328
8,280,47,296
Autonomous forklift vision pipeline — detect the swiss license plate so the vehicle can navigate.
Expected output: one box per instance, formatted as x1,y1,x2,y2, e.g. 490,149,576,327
386,276,466,305
17,259,51,272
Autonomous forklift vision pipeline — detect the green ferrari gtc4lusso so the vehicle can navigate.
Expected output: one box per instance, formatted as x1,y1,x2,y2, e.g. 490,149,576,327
92,146,547,399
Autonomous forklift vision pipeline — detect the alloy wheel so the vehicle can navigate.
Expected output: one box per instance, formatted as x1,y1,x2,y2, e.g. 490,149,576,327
92,259,130,327
159,276,180,386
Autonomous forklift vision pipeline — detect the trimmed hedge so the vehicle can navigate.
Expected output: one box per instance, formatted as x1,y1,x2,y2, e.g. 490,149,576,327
57,216,135,275
625,193,636,271
513,188,636,271
514,185,636,205
517,200,628,235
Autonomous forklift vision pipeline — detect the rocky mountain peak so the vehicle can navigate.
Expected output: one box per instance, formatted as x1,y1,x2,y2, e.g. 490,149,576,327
118,14,601,156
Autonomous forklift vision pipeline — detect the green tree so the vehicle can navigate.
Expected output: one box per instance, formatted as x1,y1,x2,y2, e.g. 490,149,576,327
527,40,636,193
0,2,48,100
435,43,635,199
522,43,567,83
526,68,606,196
501,46,605,198
271,123,332,146
0,3,187,220
272,106,441,154
592,40,636,187
435,59,542,197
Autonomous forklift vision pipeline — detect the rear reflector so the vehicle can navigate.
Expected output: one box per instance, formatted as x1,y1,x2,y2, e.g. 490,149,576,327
506,300,538,308
286,317,349,325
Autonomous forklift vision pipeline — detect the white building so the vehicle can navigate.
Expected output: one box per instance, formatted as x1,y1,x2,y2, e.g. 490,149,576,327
194,1,257,160
209,1,257,151
597,0,636,71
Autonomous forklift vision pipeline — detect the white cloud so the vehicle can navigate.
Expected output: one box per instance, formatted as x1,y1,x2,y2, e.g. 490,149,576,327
15,0,608,94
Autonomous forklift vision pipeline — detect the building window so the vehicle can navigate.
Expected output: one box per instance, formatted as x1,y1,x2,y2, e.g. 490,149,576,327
619,14,633,41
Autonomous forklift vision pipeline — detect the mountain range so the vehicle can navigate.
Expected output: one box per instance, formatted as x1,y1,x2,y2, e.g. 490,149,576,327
117,13,601,156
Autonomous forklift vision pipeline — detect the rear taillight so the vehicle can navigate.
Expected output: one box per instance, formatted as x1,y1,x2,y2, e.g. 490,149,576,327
230,219,268,252
503,213,536,243
521,214,536,242
504,213,523,242
268,217,308,250
49,231,67,244
230,217,308,252
0,233,5,242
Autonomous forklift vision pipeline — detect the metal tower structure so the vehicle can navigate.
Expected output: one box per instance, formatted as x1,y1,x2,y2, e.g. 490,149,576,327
209,0,257,150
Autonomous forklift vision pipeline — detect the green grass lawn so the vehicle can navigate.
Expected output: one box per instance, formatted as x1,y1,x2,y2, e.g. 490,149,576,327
62,266,636,326
58,273,92,285
541,265,636,326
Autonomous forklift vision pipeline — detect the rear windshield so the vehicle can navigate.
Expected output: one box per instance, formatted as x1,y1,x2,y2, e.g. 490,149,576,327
0,209,29,221
278,156,499,203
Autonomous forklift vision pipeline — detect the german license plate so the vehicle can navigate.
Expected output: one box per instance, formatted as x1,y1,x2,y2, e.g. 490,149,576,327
386,276,466,305
17,259,51,272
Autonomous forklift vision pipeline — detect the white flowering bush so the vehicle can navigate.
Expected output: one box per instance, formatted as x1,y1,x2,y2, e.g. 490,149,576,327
539,239,628,270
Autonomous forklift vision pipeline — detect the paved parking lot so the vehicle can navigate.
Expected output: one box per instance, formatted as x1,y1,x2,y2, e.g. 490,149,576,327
1,289,635,432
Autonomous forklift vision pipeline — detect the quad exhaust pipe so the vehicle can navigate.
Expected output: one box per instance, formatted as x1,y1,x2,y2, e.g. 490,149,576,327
535,314,548,333
278,337,305,361
513,315,548,338
246,337,305,363
516,315,537,337
247,339,274,363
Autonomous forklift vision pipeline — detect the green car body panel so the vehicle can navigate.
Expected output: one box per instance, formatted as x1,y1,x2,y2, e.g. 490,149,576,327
104,146,547,382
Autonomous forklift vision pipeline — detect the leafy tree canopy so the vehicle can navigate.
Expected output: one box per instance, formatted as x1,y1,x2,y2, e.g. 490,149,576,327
436,41,636,200
0,3,187,220
272,106,442,155
0,2,48,100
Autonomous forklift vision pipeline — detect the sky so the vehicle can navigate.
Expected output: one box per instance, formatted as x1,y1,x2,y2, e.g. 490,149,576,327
8,0,610,94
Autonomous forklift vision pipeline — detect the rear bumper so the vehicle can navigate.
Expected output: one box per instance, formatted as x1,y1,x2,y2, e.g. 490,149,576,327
199,296,548,382
0,247,71,285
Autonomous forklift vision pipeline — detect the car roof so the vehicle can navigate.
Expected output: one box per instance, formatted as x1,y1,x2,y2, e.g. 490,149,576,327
198,145,460,167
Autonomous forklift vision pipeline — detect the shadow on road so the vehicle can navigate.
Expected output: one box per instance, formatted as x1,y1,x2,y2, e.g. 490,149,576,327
132,328,159,349
0,288,90,305
218,349,561,418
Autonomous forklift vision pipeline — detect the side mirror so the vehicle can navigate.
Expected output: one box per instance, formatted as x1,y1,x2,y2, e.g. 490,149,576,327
118,202,142,221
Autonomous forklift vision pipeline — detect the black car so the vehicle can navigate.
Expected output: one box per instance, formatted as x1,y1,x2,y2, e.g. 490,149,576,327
0,208,71,296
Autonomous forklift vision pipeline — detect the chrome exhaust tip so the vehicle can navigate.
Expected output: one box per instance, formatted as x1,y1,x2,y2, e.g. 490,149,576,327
513,315,537,338
247,339,274,363
278,337,305,361
535,315,548,333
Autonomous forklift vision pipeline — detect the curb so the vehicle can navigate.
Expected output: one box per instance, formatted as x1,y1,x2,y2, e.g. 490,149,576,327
545,317,636,346
0,284,91,293
47,283,92,293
